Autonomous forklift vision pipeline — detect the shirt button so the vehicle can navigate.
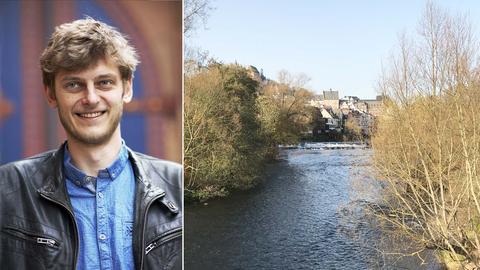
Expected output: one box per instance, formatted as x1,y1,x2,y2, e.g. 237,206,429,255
99,234,107,240
75,181,81,185
98,192,103,198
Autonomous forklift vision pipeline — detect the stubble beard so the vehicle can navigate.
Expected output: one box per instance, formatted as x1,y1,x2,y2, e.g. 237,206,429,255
58,104,123,146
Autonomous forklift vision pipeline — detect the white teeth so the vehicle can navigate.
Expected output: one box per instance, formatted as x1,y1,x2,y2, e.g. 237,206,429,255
79,112,102,118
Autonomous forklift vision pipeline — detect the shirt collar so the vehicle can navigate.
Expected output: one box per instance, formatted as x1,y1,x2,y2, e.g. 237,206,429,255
63,142,129,190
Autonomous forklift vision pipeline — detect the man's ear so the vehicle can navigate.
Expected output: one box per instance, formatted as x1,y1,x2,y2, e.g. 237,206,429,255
44,86,58,108
122,78,133,103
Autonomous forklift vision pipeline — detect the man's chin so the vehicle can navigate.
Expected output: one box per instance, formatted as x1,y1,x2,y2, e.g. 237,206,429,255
59,112,122,146
69,131,115,146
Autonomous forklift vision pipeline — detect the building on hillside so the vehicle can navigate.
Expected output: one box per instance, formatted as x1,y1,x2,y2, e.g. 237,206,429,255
345,110,375,136
339,95,384,117
339,96,360,111
312,106,341,136
355,101,368,112
360,95,384,116
307,90,385,138
309,94,324,108
320,108,340,132
323,89,339,111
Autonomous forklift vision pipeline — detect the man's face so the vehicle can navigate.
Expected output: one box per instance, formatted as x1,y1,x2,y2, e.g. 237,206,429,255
46,58,132,145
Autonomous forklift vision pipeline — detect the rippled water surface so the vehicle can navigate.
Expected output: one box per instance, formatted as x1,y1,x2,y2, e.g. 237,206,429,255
185,146,442,269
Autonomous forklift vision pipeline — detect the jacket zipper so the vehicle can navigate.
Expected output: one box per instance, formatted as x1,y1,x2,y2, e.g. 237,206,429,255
145,228,182,255
139,191,165,270
2,226,60,248
39,193,79,270
37,237,58,247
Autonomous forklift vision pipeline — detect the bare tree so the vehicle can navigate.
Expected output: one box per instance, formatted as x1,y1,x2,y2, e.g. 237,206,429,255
373,2,480,267
258,70,313,145
378,32,416,106
184,0,213,37
274,69,312,116
380,1,477,101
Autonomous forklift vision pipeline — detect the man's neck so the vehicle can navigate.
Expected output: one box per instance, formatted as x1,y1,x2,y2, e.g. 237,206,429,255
66,134,123,177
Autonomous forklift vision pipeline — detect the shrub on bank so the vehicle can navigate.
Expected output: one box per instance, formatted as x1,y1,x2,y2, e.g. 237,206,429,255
184,63,266,202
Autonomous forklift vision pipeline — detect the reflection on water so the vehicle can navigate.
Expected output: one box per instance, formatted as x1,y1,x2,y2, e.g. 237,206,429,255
185,146,443,269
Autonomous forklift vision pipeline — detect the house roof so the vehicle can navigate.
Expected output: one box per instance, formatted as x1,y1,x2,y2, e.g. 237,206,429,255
321,108,333,119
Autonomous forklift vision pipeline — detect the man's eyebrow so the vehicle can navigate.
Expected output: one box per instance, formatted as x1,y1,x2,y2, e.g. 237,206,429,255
59,73,117,82
60,76,83,82
95,73,117,80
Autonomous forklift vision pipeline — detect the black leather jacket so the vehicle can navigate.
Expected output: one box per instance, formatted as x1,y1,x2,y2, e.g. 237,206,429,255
0,144,182,270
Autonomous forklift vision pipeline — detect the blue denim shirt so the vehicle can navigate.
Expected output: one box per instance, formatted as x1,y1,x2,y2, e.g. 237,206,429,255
63,144,135,270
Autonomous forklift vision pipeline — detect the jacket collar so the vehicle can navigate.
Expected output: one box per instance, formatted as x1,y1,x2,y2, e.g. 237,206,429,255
38,142,165,204
126,147,166,201
37,143,70,204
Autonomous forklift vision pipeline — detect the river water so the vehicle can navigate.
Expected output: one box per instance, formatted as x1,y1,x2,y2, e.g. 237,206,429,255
185,144,443,269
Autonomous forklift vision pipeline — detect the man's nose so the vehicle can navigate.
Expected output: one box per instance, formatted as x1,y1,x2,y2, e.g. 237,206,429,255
82,83,100,105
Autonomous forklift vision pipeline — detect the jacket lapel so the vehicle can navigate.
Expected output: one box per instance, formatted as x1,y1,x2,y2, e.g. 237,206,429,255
37,142,72,207
128,149,166,270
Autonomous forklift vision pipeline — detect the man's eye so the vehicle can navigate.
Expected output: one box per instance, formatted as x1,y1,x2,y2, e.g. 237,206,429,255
98,80,114,86
64,82,81,89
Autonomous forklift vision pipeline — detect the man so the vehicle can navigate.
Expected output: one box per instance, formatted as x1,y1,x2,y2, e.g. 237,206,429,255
0,18,182,270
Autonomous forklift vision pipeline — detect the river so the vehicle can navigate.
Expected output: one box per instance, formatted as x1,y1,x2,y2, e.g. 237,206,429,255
185,143,443,269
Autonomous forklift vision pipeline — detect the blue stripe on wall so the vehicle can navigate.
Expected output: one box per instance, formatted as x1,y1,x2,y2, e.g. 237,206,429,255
0,1,23,164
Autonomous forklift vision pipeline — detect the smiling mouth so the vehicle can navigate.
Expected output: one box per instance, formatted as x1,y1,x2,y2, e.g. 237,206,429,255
76,111,106,118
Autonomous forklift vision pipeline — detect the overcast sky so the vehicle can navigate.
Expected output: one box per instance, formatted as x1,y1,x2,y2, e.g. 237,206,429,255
188,0,480,99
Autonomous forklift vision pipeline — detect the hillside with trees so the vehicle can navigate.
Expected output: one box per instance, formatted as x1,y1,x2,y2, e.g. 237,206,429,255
184,62,314,201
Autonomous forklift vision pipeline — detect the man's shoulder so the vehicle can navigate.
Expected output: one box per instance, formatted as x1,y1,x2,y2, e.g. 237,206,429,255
132,151,182,170
0,150,58,194
129,150,182,188
0,150,56,175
